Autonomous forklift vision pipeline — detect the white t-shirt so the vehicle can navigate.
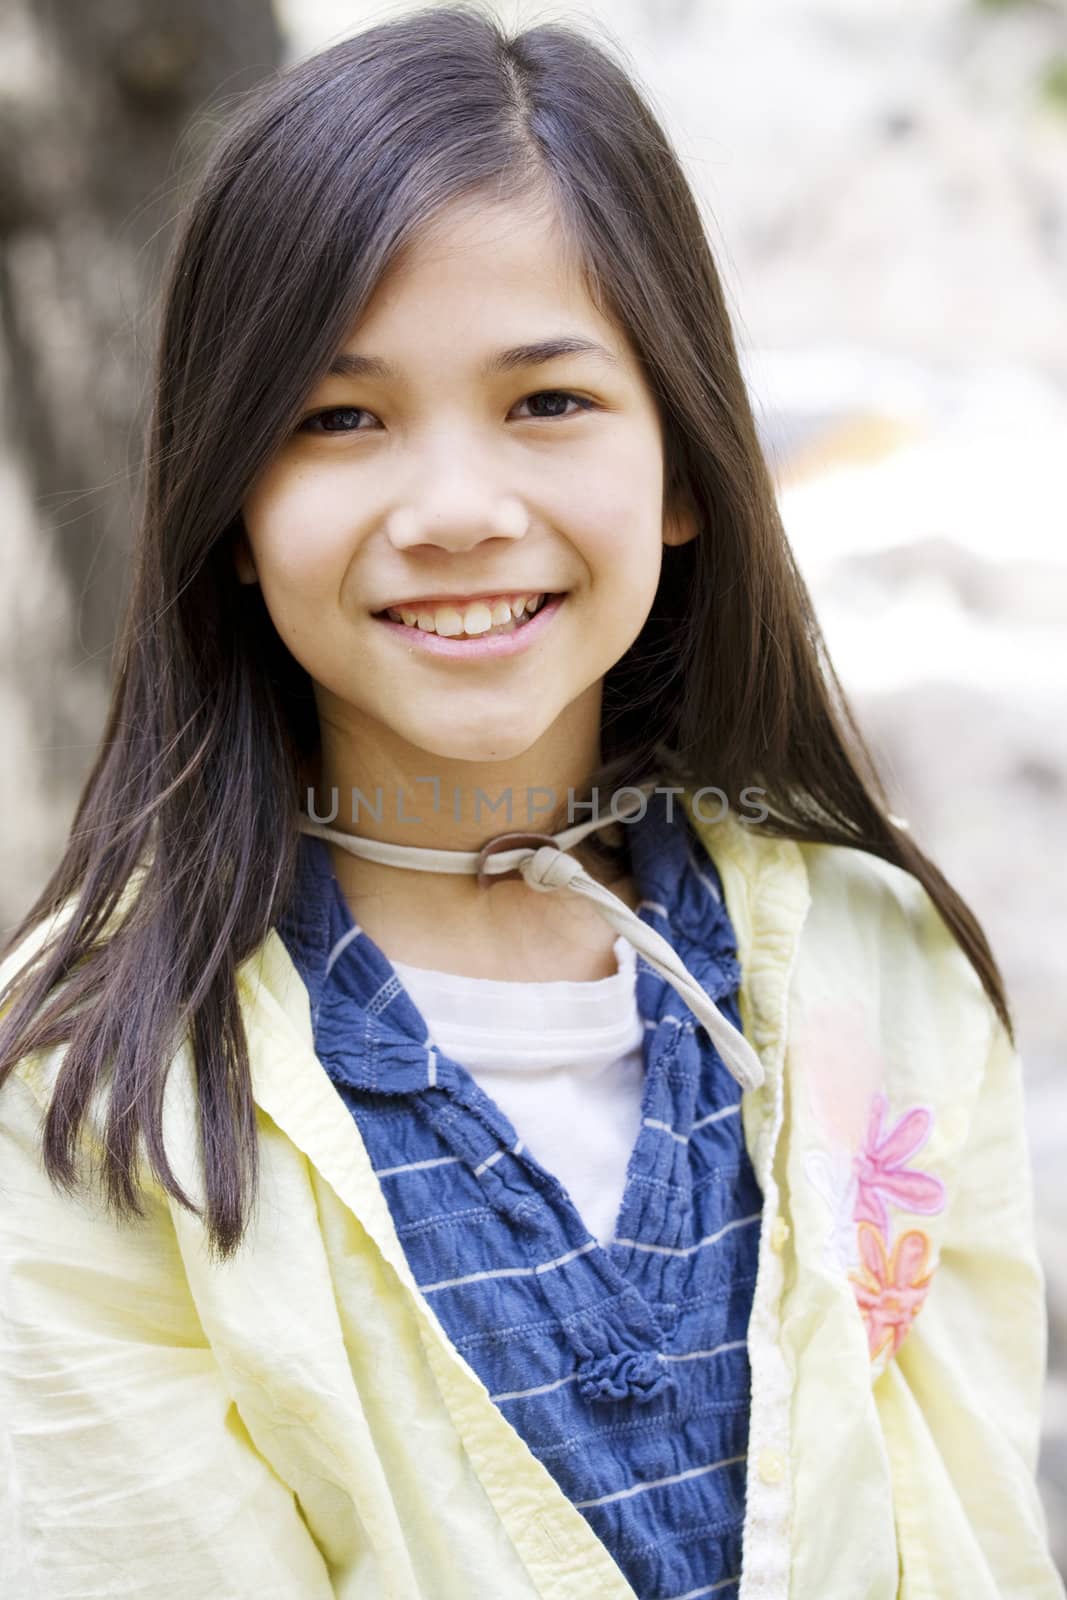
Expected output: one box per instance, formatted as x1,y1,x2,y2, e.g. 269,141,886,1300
391,936,646,1247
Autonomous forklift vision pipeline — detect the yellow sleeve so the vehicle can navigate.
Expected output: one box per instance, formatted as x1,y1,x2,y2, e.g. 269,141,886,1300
0,1061,336,1600
875,1014,1065,1599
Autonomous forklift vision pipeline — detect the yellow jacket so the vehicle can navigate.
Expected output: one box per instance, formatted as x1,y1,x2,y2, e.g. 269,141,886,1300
1,798,1062,1599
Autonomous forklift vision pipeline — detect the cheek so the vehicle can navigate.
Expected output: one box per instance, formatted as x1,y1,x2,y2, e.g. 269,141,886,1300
580,490,664,591
578,434,664,569
243,471,354,599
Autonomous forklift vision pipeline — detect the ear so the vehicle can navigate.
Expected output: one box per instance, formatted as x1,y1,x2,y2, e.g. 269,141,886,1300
662,491,699,549
232,523,259,585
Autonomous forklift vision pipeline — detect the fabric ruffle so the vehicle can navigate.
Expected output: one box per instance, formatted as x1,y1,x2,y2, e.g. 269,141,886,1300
564,1300,679,1406
575,1346,676,1404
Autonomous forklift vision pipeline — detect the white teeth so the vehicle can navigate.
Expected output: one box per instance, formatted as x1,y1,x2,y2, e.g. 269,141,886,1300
461,601,493,635
384,592,550,636
433,606,463,637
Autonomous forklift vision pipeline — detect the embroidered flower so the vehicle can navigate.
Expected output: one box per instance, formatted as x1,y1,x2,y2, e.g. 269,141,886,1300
853,1092,946,1236
849,1222,934,1361
805,1089,949,1367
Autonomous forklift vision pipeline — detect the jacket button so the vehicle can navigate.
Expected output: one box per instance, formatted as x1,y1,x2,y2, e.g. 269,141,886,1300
769,1216,790,1253
757,1448,786,1485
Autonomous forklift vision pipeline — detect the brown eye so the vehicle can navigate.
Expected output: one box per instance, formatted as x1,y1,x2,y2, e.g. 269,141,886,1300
300,407,372,434
514,391,593,420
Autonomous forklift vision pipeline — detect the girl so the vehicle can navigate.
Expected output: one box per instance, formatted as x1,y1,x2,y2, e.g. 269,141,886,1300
0,7,1060,1598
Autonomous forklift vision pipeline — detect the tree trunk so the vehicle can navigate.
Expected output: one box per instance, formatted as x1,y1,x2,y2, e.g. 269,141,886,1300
0,0,282,922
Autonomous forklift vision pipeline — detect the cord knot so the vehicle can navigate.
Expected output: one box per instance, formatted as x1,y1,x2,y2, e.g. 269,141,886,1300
520,846,583,893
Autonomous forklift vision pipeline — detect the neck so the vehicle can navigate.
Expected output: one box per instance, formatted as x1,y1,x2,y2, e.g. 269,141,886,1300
301,696,641,972
306,699,605,856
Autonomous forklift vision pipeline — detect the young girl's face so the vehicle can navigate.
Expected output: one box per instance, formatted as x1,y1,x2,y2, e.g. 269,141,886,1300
238,193,696,772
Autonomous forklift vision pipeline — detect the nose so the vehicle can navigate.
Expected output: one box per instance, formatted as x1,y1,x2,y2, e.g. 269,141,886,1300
385,489,529,553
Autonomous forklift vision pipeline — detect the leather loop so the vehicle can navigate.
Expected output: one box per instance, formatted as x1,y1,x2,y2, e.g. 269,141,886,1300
475,831,559,888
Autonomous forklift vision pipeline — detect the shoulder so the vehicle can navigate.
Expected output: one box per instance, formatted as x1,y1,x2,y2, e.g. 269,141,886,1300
0,874,201,1177
797,832,944,931
689,804,1001,1115
686,796,989,1030
796,833,959,957
793,834,991,1031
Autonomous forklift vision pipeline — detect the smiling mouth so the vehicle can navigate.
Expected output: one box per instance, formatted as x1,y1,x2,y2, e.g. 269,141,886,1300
373,592,558,640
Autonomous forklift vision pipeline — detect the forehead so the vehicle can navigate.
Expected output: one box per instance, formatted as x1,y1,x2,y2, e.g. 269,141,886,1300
351,192,625,359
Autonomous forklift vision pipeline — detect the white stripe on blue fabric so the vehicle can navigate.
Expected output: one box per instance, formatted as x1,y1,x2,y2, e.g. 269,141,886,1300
693,1104,740,1129
637,898,669,919
613,1213,760,1257
491,1370,581,1403
421,1238,598,1294
687,848,723,904
375,1154,461,1178
324,924,363,978
378,1138,524,1182
573,1452,747,1510
644,1117,690,1145
662,1579,741,1600
660,1338,748,1365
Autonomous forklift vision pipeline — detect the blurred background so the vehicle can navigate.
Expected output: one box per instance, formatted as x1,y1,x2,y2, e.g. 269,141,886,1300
1,0,1063,1570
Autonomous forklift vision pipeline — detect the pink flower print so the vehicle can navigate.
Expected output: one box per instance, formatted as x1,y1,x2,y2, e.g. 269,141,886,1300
850,1222,934,1361
853,1093,946,1236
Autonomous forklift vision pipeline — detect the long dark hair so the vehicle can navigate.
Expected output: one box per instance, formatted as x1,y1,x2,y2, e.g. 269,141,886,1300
0,3,1013,1261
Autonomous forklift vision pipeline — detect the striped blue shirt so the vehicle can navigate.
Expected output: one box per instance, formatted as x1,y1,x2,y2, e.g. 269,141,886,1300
276,791,761,1600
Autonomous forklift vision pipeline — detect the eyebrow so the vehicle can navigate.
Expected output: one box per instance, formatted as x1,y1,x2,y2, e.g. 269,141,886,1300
325,336,620,382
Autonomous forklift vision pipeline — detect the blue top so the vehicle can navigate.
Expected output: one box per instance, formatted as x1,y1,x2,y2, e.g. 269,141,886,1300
276,791,762,1600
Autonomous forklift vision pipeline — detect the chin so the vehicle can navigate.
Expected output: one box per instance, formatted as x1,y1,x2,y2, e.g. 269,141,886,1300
407,728,546,766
